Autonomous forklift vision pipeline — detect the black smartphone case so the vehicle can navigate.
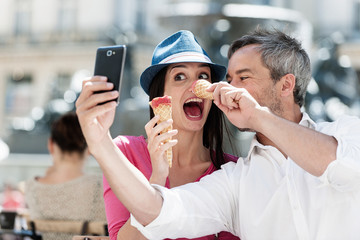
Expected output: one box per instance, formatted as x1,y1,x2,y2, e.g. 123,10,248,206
94,45,126,104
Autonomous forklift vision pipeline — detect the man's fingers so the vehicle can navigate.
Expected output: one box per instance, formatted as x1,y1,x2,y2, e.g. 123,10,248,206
225,90,241,109
213,100,229,114
206,82,218,92
211,82,235,106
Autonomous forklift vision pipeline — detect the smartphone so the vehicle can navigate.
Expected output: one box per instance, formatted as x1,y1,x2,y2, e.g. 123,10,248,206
94,45,126,105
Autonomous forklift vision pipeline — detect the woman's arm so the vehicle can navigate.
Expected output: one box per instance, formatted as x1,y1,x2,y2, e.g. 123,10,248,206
76,76,175,225
97,136,162,225
117,220,147,240
103,118,177,240
103,174,147,240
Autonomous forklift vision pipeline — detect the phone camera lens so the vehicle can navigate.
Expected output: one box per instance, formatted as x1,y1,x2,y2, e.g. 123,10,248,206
106,50,112,56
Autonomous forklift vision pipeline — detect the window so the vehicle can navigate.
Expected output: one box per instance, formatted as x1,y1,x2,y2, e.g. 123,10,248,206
51,73,72,99
14,0,32,36
57,0,77,33
355,0,360,32
5,71,33,117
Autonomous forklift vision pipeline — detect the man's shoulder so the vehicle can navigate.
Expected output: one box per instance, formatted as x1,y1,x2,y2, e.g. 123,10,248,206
316,115,360,133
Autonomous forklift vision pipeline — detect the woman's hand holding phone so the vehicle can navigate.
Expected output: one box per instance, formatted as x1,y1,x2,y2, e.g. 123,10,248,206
75,76,118,152
76,45,126,155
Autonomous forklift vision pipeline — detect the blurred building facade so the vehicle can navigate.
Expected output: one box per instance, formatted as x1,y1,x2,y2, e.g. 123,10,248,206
1,0,360,142
0,0,166,152
0,0,359,184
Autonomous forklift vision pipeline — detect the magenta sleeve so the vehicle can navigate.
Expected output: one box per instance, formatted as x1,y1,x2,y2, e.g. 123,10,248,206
102,135,152,240
103,175,130,240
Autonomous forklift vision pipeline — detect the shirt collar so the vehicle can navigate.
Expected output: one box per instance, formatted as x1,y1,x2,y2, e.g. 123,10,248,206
244,111,317,163
299,111,317,129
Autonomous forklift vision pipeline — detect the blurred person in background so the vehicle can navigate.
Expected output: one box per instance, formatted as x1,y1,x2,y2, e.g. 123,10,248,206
25,111,106,240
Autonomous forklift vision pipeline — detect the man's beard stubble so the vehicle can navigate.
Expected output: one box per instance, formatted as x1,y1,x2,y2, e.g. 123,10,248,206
237,88,284,133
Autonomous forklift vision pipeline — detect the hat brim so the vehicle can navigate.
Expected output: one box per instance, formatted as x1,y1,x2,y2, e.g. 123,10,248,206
140,62,227,95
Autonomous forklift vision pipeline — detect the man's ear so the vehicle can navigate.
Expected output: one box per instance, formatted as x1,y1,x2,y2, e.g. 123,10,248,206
280,74,296,97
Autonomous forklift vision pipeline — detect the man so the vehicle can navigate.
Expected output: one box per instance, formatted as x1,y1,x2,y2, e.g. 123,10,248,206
76,29,360,240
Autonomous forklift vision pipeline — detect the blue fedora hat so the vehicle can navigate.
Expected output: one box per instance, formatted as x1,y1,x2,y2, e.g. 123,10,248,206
140,30,226,95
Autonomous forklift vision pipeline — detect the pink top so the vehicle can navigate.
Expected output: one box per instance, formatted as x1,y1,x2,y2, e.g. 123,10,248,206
103,135,240,240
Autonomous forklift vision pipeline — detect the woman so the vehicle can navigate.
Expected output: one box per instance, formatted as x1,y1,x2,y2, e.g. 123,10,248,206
25,112,106,240
76,30,239,240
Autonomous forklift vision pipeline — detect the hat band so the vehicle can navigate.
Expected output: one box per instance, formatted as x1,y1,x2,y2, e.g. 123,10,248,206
159,52,212,64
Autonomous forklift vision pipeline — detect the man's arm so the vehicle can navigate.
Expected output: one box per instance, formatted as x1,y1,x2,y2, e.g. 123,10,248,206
254,109,337,176
210,83,337,177
131,162,240,239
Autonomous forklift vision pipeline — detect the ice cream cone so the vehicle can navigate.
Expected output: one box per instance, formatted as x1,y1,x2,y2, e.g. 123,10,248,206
191,80,213,100
149,96,173,167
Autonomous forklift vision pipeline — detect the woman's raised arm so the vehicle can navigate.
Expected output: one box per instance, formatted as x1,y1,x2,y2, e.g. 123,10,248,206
76,76,166,225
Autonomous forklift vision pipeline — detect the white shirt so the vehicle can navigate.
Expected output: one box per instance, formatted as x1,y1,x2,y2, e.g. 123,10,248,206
131,113,360,240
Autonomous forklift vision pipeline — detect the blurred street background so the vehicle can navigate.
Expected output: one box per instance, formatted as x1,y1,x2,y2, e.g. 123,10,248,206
0,0,359,188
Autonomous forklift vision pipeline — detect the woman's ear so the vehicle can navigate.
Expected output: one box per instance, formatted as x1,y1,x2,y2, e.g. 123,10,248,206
280,74,296,97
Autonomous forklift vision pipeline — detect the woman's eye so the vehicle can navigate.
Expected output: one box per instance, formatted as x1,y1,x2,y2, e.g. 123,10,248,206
174,74,186,81
199,73,209,79
240,76,249,81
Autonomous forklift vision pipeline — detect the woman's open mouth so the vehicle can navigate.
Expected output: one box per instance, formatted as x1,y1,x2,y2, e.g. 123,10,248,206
183,98,204,120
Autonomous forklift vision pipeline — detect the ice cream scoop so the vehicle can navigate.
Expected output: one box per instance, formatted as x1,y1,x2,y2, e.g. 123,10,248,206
191,80,213,100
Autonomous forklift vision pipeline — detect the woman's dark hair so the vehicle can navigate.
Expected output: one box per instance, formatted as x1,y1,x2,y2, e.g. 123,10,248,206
50,111,87,155
148,66,232,169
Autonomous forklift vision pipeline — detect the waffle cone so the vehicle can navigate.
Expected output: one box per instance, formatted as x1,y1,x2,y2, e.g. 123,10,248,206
149,100,173,167
192,80,213,100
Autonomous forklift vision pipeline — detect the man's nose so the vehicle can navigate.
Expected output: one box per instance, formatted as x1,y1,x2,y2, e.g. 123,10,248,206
229,80,241,88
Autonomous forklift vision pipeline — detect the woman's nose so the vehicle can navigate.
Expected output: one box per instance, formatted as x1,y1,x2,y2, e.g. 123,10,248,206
188,80,197,92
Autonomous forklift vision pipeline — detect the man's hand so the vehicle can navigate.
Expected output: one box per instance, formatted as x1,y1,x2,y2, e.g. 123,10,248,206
208,82,264,131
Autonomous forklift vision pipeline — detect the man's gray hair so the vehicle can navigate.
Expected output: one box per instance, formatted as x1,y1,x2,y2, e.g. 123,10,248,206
228,28,311,107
